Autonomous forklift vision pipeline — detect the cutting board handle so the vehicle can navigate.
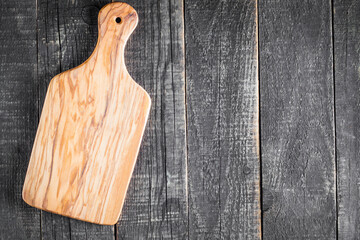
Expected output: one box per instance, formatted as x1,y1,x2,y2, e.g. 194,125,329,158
98,3,138,41
81,2,139,75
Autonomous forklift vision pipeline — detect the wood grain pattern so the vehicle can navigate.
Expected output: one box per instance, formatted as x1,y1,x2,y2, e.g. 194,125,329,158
37,0,115,238
333,0,360,239
259,0,336,239
22,2,151,225
4,0,360,238
0,0,41,239
185,0,260,238
115,0,188,239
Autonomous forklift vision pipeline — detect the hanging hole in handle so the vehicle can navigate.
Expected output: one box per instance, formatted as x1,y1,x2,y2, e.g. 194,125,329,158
115,17,121,24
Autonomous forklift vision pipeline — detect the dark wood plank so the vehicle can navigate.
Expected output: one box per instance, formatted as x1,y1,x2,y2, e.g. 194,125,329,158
37,0,114,239
115,0,188,239
0,0,41,239
185,0,260,238
334,0,360,238
259,0,336,239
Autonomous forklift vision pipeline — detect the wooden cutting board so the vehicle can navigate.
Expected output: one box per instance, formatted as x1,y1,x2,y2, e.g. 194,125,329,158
22,2,151,225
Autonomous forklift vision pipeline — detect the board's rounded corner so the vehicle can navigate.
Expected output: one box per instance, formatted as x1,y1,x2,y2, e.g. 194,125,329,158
90,212,120,225
49,73,61,86
102,218,119,226
143,89,152,108
22,189,35,209
21,188,28,205
134,78,152,100
126,75,152,108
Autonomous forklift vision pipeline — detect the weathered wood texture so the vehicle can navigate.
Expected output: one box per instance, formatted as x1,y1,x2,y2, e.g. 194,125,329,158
185,0,260,239
259,0,336,239
36,0,114,238
334,0,360,239
0,0,41,239
115,0,188,239
7,0,360,239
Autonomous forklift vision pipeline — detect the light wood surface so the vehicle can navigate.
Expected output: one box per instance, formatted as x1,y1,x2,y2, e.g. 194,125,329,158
22,2,151,225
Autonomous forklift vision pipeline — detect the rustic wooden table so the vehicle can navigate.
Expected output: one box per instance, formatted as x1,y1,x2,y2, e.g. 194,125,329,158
0,0,358,239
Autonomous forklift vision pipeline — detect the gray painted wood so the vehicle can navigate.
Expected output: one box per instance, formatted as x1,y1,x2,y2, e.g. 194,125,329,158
185,0,260,239
259,0,336,239
115,0,188,239
0,0,41,239
334,0,360,239
37,0,114,239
